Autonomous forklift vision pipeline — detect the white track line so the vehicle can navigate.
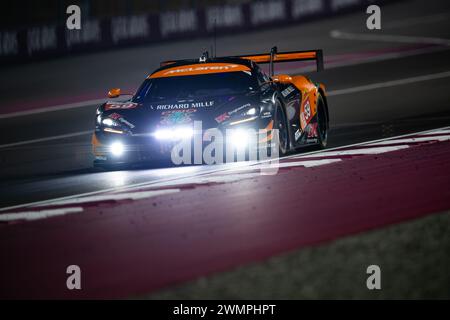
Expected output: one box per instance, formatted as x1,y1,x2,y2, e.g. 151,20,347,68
283,45,447,75
0,130,92,149
0,98,105,120
34,189,180,207
143,173,261,189
276,159,342,168
327,71,450,96
1,126,449,213
213,159,342,172
419,129,450,135
366,135,450,146
382,12,450,30
0,165,247,212
249,159,342,169
0,207,83,222
330,30,450,46
295,146,409,158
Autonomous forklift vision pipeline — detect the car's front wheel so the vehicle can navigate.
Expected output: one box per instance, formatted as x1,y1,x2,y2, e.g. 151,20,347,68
273,100,289,156
316,94,328,149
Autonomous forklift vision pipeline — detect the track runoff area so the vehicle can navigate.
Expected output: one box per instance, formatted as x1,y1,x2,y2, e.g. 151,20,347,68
1,125,450,301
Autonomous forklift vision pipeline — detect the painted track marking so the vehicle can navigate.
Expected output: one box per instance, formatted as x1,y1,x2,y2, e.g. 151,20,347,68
382,12,450,30
0,130,92,149
0,207,83,222
327,71,450,96
330,30,450,46
293,146,410,158
366,135,450,146
34,189,180,207
0,127,450,216
0,98,105,120
283,45,447,75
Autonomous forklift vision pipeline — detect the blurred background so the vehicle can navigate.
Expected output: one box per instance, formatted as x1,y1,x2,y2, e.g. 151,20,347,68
1,0,450,299
3,0,250,27
0,0,395,63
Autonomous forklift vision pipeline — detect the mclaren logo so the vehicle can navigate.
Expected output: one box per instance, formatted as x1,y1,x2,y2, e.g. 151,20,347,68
164,64,240,75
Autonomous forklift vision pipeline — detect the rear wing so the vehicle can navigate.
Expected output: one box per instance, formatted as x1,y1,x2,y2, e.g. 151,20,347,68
236,47,324,75
160,47,324,76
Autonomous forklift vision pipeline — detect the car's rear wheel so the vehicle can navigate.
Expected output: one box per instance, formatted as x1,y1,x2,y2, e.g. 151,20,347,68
316,94,328,149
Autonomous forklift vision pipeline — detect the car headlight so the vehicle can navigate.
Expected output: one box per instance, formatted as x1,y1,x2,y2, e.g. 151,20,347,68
102,118,119,127
228,106,260,126
110,142,124,156
245,107,258,116
97,115,125,134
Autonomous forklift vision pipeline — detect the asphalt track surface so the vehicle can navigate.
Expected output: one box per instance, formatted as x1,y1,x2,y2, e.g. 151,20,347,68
1,0,450,298
1,0,450,208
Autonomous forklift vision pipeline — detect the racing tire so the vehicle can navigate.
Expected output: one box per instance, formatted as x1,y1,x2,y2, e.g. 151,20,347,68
273,99,289,157
316,93,329,149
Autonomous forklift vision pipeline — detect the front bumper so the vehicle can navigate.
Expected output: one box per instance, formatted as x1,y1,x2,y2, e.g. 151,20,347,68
92,119,275,166
92,132,177,165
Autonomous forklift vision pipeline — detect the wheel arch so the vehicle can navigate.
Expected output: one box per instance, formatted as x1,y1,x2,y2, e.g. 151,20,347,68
317,85,329,125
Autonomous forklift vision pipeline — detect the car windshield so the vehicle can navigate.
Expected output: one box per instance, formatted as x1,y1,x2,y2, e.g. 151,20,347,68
133,71,258,103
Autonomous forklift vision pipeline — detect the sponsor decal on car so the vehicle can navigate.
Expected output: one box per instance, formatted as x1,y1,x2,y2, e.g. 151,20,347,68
214,103,253,123
108,113,122,120
215,112,230,123
108,112,136,128
281,85,295,98
261,111,272,119
155,101,214,110
300,99,312,128
164,64,240,75
118,118,135,128
160,109,196,125
306,122,318,138
294,129,301,141
104,102,138,110
150,63,251,78
228,103,251,115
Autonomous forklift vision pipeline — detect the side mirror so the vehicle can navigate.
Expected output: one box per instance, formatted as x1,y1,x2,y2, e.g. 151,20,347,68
108,88,121,98
272,74,292,84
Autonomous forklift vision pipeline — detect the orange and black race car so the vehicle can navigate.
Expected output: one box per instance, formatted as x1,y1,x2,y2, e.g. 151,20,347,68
92,47,329,167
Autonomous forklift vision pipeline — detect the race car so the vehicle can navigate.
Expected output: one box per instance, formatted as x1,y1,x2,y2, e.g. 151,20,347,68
92,47,329,167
